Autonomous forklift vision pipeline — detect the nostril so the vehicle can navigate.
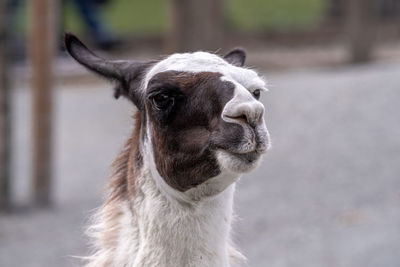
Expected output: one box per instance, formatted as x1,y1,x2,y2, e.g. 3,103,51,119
225,114,247,124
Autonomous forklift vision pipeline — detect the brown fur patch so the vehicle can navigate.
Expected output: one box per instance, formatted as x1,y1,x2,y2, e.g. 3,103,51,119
146,71,237,191
107,111,142,203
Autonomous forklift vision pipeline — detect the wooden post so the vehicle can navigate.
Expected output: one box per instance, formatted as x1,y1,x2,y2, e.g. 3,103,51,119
167,0,224,52
346,0,377,63
28,0,56,206
0,0,12,210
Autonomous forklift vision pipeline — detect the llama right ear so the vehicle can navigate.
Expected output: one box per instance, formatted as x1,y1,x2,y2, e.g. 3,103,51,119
224,48,246,67
64,33,150,108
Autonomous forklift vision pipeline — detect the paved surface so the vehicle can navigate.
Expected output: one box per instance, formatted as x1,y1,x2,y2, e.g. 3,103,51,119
1,61,400,267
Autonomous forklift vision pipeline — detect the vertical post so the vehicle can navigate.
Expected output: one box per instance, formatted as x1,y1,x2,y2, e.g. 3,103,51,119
346,0,377,63
28,0,56,206
167,0,224,52
0,0,11,210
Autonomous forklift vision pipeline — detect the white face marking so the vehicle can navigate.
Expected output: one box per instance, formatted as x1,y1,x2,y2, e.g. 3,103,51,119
144,51,268,93
221,77,265,126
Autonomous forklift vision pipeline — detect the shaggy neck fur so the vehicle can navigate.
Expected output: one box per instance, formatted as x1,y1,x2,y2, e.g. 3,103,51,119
86,114,243,267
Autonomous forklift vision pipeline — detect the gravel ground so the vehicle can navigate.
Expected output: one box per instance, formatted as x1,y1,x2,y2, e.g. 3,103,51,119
1,60,399,267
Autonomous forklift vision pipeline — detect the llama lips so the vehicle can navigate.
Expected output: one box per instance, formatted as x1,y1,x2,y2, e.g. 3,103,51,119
242,124,269,154
239,133,269,155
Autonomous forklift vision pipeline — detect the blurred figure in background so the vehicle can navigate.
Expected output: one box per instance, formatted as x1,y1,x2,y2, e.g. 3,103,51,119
67,0,119,50
7,0,118,59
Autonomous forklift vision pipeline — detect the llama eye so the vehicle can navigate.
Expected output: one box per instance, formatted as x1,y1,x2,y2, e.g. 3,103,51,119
152,93,173,110
252,89,261,100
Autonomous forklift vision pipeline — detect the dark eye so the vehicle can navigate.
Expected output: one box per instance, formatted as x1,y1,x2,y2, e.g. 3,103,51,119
152,93,174,110
252,89,261,100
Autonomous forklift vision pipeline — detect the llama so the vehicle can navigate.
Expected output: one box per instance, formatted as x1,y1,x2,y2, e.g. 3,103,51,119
65,33,270,267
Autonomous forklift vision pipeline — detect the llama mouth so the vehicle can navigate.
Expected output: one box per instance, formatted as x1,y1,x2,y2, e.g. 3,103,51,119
216,149,262,173
214,138,267,164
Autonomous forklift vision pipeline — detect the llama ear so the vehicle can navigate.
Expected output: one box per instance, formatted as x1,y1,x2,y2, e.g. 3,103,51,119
64,33,126,81
224,48,246,67
64,33,150,108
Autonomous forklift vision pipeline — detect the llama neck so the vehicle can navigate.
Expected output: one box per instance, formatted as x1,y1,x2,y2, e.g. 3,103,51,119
88,116,243,267
113,168,237,267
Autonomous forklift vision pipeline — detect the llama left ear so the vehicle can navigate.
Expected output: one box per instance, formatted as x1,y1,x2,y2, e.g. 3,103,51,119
64,33,151,109
224,48,246,67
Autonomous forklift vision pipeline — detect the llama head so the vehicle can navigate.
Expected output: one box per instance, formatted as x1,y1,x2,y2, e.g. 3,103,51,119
65,33,270,197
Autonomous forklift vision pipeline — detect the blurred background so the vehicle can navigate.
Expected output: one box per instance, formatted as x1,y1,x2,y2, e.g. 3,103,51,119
1,0,399,266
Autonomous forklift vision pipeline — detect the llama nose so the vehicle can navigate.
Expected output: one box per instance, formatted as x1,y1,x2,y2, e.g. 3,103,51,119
223,100,264,127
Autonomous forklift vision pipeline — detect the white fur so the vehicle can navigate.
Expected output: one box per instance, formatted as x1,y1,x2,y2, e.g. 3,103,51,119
86,127,246,266
145,52,267,93
221,78,265,125
100,147,244,267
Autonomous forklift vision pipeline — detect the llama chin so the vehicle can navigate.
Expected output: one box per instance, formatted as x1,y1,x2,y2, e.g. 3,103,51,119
65,32,270,267
216,150,262,173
